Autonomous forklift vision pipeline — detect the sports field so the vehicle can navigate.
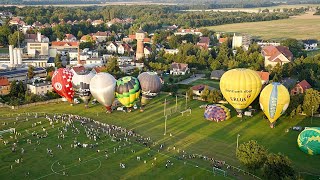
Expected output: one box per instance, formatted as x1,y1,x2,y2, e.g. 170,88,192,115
206,12,320,40
0,94,319,179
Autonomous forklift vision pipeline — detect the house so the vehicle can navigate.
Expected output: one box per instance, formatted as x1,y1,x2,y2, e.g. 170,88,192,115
51,42,79,50
32,21,42,29
290,80,312,95
166,24,178,31
9,17,25,26
71,66,86,75
210,70,225,80
256,71,270,85
80,34,97,43
94,31,111,42
27,81,53,95
27,42,49,57
92,20,104,26
0,77,10,95
262,46,293,68
302,39,318,51
106,42,118,53
144,46,152,58
191,84,205,96
24,32,49,43
60,34,77,42
174,28,203,36
197,37,210,49
218,37,228,44
170,62,189,75
281,77,298,90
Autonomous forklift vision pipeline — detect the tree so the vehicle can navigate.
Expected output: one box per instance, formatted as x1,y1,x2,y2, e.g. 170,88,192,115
281,38,306,58
302,89,320,116
263,153,295,180
9,80,18,97
54,54,62,68
27,65,35,79
8,31,24,47
200,86,210,101
105,57,120,74
236,140,268,171
186,88,193,100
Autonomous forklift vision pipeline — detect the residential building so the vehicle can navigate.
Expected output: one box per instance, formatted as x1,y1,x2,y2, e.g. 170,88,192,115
197,37,210,49
27,81,53,95
191,84,205,96
144,46,152,58
0,77,10,95
80,34,97,43
106,42,118,53
290,80,312,95
302,39,318,51
51,42,79,50
92,19,104,26
94,31,111,42
174,28,203,36
210,70,225,80
232,33,251,50
262,46,293,68
218,37,228,44
170,62,189,75
60,34,77,42
282,77,298,90
256,71,270,85
24,32,49,43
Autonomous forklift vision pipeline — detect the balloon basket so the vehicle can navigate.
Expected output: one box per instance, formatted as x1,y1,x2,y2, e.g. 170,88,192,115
270,123,275,128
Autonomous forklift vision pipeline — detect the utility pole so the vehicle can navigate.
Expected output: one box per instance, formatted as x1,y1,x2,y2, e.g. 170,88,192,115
164,98,166,116
164,115,167,135
175,95,178,111
236,134,240,151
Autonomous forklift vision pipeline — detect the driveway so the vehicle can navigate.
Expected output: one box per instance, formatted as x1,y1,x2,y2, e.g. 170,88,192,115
177,74,205,85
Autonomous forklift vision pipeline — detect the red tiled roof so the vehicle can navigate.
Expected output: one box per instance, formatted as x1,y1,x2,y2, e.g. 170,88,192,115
297,80,311,91
0,77,9,86
198,37,210,44
262,46,293,62
93,66,107,73
191,84,205,91
256,71,270,81
219,37,227,43
94,31,111,36
72,66,85,74
171,62,188,71
51,41,79,47
65,34,76,40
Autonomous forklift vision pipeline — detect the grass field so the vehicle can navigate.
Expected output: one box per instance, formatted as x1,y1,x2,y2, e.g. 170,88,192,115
307,49,320,57
0,94,319,179
0,48,9,54
206,12,320,40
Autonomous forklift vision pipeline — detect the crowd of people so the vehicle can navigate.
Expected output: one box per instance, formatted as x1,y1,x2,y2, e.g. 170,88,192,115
0,113,242,178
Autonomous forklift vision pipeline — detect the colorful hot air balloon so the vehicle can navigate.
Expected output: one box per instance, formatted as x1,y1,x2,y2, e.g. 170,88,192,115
72,70,95,108
115,76,140,108
204,104,231,122
259,82,290,127
220,68,262,116
51,68,74,103
90,73,117,112
138,72,162,109
297,127,320,155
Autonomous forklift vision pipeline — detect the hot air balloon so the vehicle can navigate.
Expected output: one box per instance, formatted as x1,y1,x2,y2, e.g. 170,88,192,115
115,76,140,109
90,73,117,112
138,72,162,111
297,127,320,155
220,68,262,116
72,70,95,108
204,104,231,122
51,68,74,103
259,82,290,128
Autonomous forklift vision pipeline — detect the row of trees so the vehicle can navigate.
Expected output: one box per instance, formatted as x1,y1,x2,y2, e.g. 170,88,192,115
236,140,295,179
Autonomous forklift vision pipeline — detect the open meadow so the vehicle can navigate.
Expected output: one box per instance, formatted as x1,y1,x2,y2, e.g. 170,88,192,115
206,12,320,40
0,93,319,179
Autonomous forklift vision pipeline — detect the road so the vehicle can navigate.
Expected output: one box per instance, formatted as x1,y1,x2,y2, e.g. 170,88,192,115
177,74,205,85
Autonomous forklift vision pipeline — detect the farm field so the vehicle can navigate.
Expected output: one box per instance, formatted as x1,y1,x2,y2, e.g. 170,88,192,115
206,12,320,40
0,94,319,179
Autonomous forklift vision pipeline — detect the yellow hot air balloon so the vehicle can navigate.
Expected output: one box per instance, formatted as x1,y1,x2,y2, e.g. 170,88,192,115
259,82,290,128
220,68,262,115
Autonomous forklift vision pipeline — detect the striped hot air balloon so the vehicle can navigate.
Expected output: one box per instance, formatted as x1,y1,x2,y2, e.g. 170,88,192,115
115,76,140,108
204,104,231,122
259,82,290,128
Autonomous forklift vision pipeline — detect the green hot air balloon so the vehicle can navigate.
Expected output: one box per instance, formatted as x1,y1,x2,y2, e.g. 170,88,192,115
115,76,141,109
297,127,320,155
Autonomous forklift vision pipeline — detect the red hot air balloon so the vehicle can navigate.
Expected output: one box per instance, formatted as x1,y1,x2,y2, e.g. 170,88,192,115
52,68,74,103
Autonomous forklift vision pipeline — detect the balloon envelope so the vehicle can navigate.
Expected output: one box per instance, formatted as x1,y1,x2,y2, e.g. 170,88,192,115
90,73,116,110
220,68,262,112
72,70,95,105
138,72,162,105
116,76,140,107
204,104,230,122
51,68,74,103
297,127,320,155
259,82,290,124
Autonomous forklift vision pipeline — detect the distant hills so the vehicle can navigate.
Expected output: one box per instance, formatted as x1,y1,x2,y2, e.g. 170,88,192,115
0,0,319,6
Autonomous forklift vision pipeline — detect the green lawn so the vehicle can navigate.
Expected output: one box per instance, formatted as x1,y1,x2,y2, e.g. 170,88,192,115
0,94,319,179
307,49,320,57
206,12,320,40
0,48,9,54
190,79,220,90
